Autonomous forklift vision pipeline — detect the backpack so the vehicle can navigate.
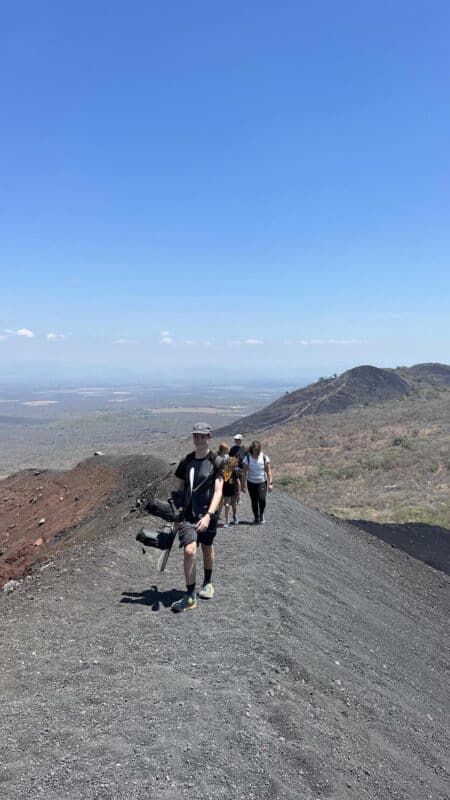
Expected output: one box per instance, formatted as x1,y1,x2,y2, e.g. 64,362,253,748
244,452,269,467
223,456,239,485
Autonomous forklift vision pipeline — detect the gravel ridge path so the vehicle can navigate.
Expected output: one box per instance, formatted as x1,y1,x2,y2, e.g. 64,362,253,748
1,490,448,800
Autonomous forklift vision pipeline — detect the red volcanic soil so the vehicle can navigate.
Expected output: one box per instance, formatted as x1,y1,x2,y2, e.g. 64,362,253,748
0,461,120,587
0,454,173,588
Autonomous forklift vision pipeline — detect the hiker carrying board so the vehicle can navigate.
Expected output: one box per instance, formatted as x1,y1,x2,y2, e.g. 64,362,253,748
170,422,224,613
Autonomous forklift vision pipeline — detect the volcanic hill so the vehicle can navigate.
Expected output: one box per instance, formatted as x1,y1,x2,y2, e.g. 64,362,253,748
217,363,450,435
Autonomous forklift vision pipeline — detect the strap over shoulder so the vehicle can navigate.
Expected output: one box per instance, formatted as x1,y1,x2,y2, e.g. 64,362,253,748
212,454,225,471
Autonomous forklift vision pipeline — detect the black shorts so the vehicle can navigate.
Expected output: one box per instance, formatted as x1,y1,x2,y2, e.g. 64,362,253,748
177,520,217,548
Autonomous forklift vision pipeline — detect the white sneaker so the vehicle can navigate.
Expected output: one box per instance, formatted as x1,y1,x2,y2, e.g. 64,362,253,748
198,583,214,600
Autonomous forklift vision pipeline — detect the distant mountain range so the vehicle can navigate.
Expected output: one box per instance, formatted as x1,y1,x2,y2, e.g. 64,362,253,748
217,363,450,434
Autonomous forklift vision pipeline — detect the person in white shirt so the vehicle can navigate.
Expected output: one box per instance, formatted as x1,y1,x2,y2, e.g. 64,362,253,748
241,440,273,524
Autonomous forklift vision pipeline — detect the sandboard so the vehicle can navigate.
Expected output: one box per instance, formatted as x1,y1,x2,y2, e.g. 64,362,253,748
157,526,177,572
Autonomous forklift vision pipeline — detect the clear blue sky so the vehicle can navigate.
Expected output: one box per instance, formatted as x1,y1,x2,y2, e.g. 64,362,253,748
1,0,449,380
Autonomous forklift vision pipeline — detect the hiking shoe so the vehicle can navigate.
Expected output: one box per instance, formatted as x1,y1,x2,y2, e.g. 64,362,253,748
171,593,198,613
198,583,214,600
223,523,229,528
232,516,239,525
260,517,266,524
253,517,261,525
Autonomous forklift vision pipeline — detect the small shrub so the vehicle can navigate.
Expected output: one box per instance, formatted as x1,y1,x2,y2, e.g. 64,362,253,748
392,436,412,449
332,464,360,480
278,474,312,489
278,475,294,487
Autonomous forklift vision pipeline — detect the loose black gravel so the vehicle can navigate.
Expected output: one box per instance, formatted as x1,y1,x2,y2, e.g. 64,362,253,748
1,490,448,800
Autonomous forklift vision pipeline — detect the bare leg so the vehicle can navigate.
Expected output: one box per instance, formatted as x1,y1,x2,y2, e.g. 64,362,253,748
201,543,214,572
183,541,197,586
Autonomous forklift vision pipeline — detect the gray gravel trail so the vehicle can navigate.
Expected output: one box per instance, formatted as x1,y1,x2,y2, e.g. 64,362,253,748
1,491,448,800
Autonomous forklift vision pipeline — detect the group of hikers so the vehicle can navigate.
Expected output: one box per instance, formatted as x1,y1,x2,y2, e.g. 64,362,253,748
170,423,273,613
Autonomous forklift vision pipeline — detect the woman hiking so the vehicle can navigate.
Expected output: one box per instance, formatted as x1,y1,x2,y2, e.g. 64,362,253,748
242,440,273,524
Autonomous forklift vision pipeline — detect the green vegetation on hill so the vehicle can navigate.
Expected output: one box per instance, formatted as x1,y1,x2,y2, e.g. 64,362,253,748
262,393,450,529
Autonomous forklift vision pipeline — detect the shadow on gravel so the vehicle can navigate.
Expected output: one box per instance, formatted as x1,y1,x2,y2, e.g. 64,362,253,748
347,519,450,575
120,586,184,611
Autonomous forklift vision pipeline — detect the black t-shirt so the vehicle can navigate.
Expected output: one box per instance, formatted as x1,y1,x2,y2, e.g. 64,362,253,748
175,451,223,520
229,444,246,466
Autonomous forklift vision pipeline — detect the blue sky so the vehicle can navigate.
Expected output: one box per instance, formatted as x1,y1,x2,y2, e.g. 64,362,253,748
1,0,449,380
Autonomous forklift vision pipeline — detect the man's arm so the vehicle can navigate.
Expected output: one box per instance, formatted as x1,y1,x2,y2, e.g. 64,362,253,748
171,477,185,514
195,476,224,531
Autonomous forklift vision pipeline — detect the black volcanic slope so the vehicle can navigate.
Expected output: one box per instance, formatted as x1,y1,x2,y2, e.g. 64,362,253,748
403,362,450,386
1,490,448,799
217,362,449,435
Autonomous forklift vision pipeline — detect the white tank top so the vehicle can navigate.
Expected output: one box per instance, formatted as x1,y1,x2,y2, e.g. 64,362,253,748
245,453,269,483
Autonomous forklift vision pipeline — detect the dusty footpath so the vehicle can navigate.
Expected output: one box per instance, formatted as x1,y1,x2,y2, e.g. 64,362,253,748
1,489,449,800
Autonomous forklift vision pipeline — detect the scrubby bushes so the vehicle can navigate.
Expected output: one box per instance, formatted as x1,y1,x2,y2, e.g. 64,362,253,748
392,436,412,449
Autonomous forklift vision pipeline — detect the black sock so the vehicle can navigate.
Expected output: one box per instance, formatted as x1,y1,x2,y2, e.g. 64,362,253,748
186,583,196,596
204,569,212,585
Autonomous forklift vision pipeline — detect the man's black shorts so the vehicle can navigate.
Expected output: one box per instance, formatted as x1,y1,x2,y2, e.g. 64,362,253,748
177,520,217,548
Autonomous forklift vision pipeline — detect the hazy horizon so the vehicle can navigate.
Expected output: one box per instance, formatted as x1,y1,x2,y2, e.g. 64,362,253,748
1,357,448,392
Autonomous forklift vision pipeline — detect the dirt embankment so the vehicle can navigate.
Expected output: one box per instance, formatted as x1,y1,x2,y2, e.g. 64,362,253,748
0,454,173,588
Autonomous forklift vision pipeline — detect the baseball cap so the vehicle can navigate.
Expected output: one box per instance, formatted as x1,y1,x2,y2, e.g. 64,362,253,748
192,422,212,435
233,433,243,440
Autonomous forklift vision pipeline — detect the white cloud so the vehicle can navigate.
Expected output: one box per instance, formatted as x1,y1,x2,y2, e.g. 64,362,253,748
114,337,136,345
183,339,195,346
1,328,36,341
159,330,176,345
244,338,264,346
16,328,35,338
226,340,242,348
298,338,367,346
47,333,67,342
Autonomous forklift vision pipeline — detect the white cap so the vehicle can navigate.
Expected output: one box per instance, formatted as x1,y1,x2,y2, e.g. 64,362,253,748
233,434,243,440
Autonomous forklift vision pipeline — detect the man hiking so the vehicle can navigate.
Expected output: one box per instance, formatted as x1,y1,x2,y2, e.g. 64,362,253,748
229,433,246,500
171,422,224,613
229,433,246,464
